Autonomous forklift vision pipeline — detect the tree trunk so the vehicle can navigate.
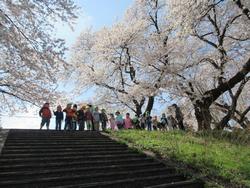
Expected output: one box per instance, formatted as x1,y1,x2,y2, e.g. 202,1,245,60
144,96,155,115
194,102,212,131
135,105,142,116
191,58,250,130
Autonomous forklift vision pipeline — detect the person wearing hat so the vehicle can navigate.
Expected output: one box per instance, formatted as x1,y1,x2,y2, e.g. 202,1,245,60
63,103,74,130
39,102,52,130
53,105,64,130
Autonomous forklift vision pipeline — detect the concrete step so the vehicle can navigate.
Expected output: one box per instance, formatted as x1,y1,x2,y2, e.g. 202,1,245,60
3,144,128,150
0,153,145,165
6,135,111,139
0,163,173,181
4,141,122,146
0,157,156,172
0,129,204,187
5,139,114,143
52,174,186,188
1,146,130,154
1,149,136,158
145,180,204,188
7,130,106,138
0,168,184,187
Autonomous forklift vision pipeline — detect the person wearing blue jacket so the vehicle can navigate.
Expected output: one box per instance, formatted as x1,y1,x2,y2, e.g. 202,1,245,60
54,105,64,130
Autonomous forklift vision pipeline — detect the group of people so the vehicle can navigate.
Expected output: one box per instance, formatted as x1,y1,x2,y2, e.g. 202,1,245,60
39,102,185,131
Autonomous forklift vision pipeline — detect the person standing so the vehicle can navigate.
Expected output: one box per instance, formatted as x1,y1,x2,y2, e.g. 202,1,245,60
54,105,64,130
172,104,185,130
100,109,108,131
85,106,93,130
168,115,177,129
145,112,152,131
39,102,52,130
139,114,146,130
115,111,124,130
63,103,74,130
152,116,158,131
124,113,133,129
77,106,85,131
160,113,169,131
132,114,140,129
92,107,100,131
109,114,117,130
72,104,78,130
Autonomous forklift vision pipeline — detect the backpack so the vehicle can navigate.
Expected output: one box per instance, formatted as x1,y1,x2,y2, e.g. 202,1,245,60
161,117,168,125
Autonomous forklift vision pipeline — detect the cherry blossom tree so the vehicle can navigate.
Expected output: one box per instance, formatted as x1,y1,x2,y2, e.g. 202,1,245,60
71,0,172,116
0,0,78,112
71,0,249,130
166,0,250,130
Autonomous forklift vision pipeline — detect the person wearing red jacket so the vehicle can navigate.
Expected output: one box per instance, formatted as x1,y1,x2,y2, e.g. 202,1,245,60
39,102,52,130
63,103,75,130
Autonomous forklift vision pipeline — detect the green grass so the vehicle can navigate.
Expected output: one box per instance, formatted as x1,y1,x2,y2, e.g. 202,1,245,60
108,130,250,187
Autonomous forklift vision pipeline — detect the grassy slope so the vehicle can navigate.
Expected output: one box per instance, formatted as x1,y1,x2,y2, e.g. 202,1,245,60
108,130,250,187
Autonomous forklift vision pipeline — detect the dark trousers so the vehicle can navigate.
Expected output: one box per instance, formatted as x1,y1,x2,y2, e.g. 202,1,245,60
140,123,145,129
55,119,62,130
178,121,185,130
147,123,152,131
78,120,85,131
117,123,123,130
101,121,107,131
72,121,77,130
64,118,72,130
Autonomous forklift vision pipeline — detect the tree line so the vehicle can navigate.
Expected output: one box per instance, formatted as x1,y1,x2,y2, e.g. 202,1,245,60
70,0,250,130
0,0,249,131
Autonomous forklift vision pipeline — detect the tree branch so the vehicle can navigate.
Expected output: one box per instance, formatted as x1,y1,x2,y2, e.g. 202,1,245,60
205,57,250,106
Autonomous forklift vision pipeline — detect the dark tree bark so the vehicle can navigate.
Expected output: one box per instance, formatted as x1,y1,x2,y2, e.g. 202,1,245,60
214,102,250,129
217,77,249,129
204,57,250,106
190,58,250,130
194,102,212,130
144,96,155,115
233,0,250,20
133,97,145,116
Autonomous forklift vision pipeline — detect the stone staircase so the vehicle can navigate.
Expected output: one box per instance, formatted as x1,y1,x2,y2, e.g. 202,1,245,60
0,129,204,187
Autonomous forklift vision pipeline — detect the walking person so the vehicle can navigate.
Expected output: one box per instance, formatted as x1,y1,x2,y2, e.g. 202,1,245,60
39,102,52,130
92,107,100,131
77,106,86,131
100,109,108,131
54,105,64,130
